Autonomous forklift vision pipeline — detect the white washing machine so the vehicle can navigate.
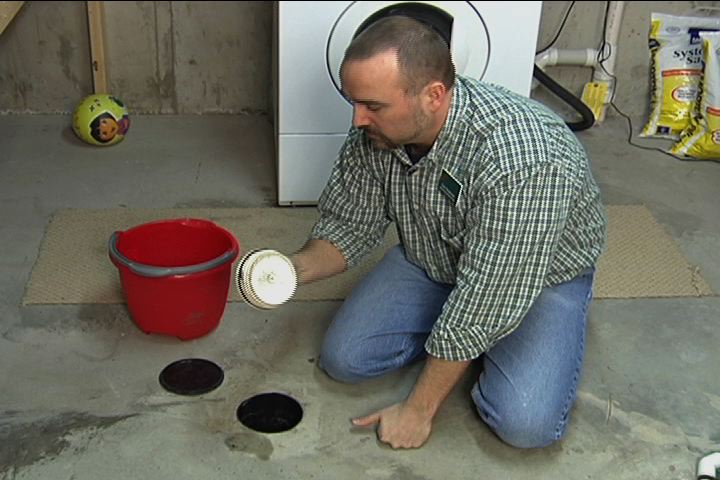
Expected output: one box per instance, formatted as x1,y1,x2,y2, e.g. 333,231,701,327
273,1,542,205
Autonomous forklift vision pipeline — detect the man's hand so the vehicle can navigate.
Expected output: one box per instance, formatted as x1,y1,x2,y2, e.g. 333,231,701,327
351,356,472,450
352,401,433,449
291,239,347,285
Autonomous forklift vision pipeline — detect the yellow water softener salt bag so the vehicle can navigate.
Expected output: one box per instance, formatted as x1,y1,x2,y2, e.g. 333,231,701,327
642,13,720,139
671,32,720,159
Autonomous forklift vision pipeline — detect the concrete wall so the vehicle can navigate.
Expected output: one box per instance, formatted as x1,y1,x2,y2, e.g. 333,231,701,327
0,1,91,113
0,1,271,114
0,1,715,119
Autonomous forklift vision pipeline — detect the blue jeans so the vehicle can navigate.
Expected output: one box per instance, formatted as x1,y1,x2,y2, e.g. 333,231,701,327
319,245,594,449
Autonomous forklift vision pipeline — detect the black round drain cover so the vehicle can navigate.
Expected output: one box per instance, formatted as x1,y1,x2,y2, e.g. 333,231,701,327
237,392,303,433
159,358,224,396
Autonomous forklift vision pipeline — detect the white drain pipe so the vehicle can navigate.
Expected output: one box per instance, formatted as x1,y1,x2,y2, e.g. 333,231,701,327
697,452,720,479
535,48,597,70
592,0,625,84
534,1,625,73
533,0,626,115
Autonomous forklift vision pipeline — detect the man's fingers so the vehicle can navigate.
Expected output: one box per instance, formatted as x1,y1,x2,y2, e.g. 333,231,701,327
352,412,381,426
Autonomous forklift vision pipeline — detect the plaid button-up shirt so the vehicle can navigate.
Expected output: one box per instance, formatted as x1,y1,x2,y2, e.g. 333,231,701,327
311,75,607,361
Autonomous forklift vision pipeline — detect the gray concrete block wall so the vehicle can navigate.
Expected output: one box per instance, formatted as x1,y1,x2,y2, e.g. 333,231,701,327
0,1,716,118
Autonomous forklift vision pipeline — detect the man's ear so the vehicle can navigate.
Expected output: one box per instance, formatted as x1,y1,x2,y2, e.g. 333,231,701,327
424,81,447,110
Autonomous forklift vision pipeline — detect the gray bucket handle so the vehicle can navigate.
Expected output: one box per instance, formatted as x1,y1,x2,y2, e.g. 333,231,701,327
108,231,237,278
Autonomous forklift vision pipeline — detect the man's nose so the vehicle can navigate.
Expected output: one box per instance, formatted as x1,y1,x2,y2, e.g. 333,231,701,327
352,104,371,129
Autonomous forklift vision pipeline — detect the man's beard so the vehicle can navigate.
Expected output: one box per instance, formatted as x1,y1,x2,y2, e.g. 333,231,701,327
363,106,431,151
364,129,398,150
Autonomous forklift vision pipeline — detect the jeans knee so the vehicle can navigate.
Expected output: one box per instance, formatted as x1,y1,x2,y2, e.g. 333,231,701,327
472,384,568,449
491,414,565,449
318,343,367,384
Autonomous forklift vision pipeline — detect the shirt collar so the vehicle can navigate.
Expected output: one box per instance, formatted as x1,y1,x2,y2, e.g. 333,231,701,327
423,76,468,169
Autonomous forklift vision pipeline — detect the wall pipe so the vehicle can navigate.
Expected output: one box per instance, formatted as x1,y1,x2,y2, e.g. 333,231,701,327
535,48,597,70
593,0,625,84
697,452,720,479
591,0,625,121
533,1,625,79
532,1,625,126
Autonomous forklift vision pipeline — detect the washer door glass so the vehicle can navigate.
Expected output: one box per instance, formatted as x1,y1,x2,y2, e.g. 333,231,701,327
326,1,489,97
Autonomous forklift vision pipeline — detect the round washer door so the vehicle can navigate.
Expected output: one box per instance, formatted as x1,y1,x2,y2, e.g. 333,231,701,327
326,1,489,95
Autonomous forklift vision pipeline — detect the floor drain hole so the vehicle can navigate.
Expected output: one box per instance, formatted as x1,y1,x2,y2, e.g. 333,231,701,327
237,392,303,433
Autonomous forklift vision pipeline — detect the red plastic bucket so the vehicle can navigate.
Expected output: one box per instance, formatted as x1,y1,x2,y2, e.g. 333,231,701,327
108,218,239,340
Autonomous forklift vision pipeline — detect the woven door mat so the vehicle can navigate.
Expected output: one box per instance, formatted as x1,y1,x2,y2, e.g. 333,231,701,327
22,205,714,305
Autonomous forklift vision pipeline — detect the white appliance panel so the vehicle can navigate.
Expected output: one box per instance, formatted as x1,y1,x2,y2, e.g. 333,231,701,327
277,3,349,135
277,134,348,205
276,1,542,205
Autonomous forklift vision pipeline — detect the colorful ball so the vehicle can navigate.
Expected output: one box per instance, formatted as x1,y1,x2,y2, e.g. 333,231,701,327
72,94,130,146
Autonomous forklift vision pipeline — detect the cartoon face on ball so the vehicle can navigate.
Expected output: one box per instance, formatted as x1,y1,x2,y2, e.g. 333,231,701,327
89,112,130,143
91,113,119,143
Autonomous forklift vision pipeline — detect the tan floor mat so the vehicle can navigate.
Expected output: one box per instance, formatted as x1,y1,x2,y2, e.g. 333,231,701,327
22,205,713,305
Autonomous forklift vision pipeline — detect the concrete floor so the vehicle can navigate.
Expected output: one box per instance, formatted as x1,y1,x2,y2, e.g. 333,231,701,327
1,112,719,480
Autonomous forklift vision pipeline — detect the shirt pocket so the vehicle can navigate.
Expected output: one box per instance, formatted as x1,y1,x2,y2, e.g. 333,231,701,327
430,193,466,253
439,214,465,252
418,165,466,253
